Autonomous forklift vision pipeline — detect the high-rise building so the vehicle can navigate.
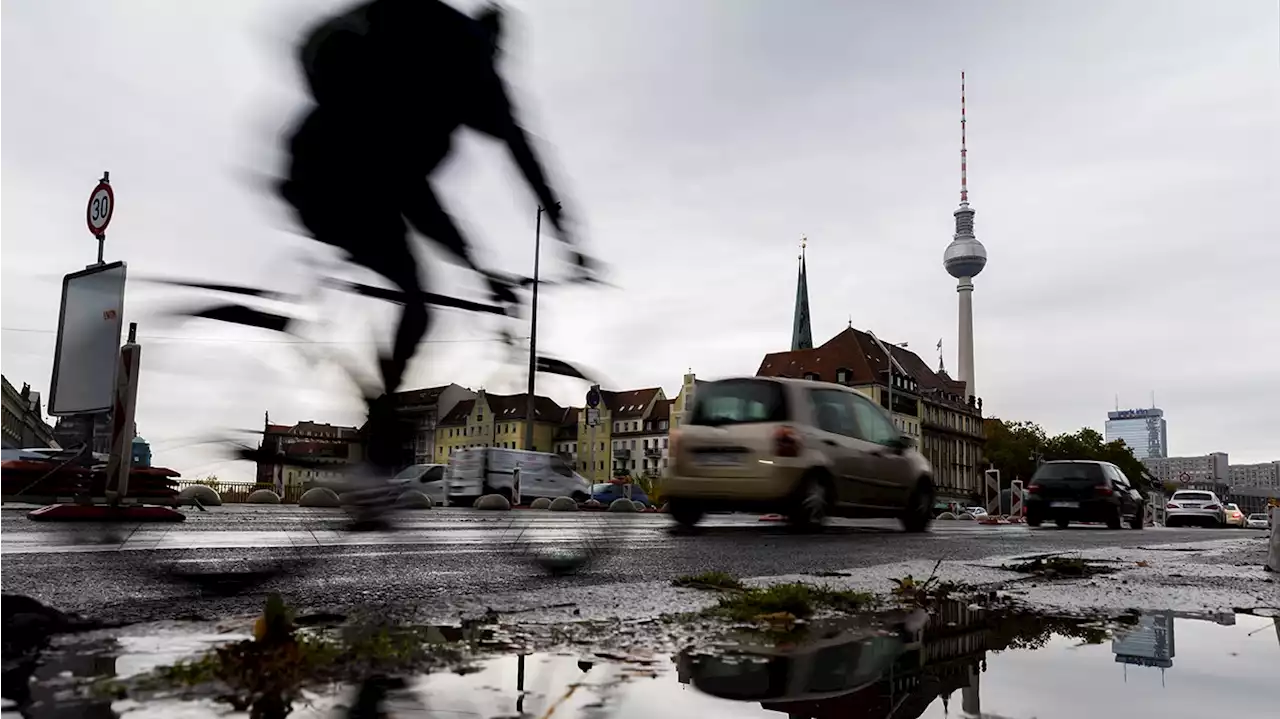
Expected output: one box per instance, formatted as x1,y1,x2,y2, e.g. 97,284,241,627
942,72,988,400
791,238,813,351
1143,452,1229,487
1229,461,1280,490
1105,408,1168,460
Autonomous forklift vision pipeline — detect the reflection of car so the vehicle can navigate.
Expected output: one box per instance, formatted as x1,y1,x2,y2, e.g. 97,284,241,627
662,377,935,532
1245,513,1271,530
1024,460,1145,530
390,463,449,505
590,483,650,507
1223,503,1247,528
677,609,929,710
448,448,590,505
1165,490,1226,528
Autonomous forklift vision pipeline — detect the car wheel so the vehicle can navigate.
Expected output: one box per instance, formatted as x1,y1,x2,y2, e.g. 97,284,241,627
900,478,935,533
1105,504,1123,530
788,474,828,532
668,500,703,528
1026,514,1043,527
1055,518,1070,529
1129,504,1145,530
571,491,589,503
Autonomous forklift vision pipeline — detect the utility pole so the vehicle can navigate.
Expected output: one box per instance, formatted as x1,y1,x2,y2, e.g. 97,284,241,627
524,203,558,451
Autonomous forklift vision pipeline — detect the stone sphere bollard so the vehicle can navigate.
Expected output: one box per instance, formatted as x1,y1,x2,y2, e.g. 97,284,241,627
397,490,434,509
529,497,553,509
299,487,341,508
936,512,957,520
475,494,512,511
247,489,281,504
548,497,578,511
178,485,222,507
608,498,639,513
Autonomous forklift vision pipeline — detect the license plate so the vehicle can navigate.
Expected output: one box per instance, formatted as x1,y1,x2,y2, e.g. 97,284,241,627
697,453,742,467
1050,501,1079,509
1183,504,1202,509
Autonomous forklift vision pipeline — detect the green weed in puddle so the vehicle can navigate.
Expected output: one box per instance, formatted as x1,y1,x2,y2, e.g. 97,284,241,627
672,572,744,591
708,583,876,622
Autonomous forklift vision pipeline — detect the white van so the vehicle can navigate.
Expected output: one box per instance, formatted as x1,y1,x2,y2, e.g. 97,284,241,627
390,463,449,506
448,448,590,505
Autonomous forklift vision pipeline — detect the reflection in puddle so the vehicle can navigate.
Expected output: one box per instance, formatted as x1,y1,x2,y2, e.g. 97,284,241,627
2,603,1276,718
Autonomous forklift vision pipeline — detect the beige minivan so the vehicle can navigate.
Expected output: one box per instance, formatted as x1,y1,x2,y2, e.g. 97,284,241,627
664,377,935,531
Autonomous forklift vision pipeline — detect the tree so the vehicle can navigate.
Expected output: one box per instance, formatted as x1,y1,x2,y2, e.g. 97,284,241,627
984,419,1157,494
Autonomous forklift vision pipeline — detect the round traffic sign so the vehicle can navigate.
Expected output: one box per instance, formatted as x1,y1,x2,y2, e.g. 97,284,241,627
585,387,601,408
86,182,114,236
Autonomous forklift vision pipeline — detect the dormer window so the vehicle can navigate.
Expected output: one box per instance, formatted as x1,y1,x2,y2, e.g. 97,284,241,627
803,372,820,381
835,368,851,385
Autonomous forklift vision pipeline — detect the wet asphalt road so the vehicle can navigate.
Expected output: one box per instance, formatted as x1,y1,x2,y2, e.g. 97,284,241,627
0,505,1249,625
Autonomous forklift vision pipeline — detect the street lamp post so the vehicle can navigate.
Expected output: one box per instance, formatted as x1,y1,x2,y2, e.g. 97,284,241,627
524,203,558,451
867,331,908,433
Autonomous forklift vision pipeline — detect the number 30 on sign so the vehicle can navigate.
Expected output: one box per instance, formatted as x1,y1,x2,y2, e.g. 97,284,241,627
86,181,114,237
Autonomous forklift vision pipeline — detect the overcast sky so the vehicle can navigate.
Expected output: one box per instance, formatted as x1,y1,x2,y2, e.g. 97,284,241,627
3,0,1277,480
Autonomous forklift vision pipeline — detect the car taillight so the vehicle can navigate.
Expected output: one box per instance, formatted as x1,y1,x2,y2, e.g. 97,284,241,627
1095,485,1113,496
1205,504,1221,511
1166,503,1179,509
1027,484,1042,493
774,426,802,458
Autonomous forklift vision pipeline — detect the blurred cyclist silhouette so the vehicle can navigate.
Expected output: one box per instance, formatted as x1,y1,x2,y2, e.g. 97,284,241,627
278,0,593,487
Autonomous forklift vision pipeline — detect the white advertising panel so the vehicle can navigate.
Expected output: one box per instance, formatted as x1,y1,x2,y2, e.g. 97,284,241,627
48,262,127,416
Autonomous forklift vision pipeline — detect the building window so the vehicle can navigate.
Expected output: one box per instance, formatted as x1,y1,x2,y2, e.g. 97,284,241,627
835,368,850,384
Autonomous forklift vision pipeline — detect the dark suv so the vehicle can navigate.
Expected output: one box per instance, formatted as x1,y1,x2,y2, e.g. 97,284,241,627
1025,460,1145,530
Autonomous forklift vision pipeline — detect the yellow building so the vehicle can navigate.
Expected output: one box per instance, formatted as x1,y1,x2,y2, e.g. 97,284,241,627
434,390,568,462
669,372,700,431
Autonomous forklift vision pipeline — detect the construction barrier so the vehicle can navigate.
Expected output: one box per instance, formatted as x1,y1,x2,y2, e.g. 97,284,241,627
1010,480,1024,518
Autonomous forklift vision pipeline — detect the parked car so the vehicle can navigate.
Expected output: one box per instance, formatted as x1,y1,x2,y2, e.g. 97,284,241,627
1165,490,1226,528
1223,503,1247,528
448,448,590,505
590,483,651,507
965,507,988,517
661,376,935,532
1024,460,1145,530
1246,513,1271,530
390,463,449,506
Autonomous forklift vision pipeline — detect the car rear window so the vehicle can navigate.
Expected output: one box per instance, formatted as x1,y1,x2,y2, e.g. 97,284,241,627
688,380,789,427
1172,491,1214,502
1031,463,1105,484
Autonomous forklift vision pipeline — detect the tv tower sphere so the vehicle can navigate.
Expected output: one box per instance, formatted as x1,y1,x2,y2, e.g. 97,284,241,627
943,205,987,279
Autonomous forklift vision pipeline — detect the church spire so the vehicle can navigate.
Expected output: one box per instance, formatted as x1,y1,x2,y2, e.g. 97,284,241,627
791,237,813,351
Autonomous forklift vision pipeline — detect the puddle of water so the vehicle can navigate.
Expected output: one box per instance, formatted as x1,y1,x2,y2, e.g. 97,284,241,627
3,605,1276,718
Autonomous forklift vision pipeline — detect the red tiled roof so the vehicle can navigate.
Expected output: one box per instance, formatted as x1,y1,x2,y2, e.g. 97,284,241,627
485,393,566,422
600,387,662,418
391,385,450,407
438,399,476,427
757,327,970,401
554,407,580,440
651,398,674,417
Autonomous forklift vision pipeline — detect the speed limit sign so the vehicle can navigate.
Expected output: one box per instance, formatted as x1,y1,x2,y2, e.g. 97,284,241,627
86,180,114,237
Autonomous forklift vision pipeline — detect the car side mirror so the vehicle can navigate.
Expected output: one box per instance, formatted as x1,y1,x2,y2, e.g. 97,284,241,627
887,435,913,453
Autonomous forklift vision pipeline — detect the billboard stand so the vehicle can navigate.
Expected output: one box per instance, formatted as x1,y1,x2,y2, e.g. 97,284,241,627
30,174,183,521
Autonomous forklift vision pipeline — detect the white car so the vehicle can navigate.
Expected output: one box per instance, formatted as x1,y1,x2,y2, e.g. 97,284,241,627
1165,490,1226,528
965,507,988,517
1246,513,1271,530
390,463,450,506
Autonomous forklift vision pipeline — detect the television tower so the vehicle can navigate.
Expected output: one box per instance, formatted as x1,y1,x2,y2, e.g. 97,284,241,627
942,71,987,400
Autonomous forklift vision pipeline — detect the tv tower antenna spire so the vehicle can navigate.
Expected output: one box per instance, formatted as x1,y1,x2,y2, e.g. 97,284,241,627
960,71,968,204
